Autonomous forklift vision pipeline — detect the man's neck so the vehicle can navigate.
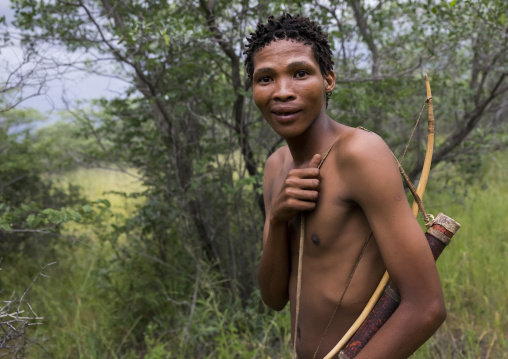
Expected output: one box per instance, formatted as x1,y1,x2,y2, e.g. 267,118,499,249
286,115,342,168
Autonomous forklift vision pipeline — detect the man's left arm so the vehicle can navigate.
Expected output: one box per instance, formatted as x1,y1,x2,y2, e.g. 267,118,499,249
342,132,446,359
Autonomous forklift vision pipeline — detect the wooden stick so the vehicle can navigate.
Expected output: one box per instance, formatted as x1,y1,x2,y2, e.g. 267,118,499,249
323,272,389,359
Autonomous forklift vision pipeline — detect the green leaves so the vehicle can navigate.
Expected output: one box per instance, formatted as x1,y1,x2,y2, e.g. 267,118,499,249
499,12,506,25
25,213,38,227
0,200,111,234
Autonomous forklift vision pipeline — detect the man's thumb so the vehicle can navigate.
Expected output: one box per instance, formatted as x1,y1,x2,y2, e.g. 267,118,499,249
308,154,321,168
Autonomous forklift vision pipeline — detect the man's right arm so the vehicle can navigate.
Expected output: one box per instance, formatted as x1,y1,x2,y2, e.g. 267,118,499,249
258,152,321,311
258,153,291,310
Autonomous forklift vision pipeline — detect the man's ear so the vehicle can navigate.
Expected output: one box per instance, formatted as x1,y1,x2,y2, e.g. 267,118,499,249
323,70,336,93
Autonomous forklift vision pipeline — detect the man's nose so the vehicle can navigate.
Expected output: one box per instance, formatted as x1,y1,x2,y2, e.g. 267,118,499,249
273,77,295,101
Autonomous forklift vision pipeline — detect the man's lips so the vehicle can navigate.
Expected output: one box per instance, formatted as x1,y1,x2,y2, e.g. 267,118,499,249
271,107,301,115
270,109,302,120
272,110,300,115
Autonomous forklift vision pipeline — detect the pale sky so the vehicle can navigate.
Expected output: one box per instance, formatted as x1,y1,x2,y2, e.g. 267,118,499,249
0,0,128,116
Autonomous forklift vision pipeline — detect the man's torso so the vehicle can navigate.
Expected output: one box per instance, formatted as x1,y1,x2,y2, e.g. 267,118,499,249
267,130,387,358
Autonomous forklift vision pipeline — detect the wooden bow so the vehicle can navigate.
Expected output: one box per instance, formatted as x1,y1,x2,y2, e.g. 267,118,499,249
324,75,435,358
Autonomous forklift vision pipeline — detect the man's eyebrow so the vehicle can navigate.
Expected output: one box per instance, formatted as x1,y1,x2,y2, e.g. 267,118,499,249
253,61,314,77
253,67,273,76
287,61,313,68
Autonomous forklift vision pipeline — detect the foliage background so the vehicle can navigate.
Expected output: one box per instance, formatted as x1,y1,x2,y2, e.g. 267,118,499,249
0,0,507,357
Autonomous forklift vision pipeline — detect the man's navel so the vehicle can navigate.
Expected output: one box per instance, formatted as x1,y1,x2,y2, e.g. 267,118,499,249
311,233,321,246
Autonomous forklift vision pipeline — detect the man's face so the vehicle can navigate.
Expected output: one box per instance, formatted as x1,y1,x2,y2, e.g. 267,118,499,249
252,39,335,139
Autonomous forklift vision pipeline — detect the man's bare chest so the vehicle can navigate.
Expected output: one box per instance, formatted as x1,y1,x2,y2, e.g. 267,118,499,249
271,162,369,256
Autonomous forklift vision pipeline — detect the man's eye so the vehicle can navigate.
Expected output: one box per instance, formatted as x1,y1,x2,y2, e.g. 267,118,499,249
295,70,307,78
258,76,271,83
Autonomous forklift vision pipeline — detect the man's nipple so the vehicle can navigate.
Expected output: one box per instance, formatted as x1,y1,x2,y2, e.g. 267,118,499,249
311,233,320,246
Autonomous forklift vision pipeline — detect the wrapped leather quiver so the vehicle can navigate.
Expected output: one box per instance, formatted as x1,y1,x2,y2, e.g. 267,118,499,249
338,213,460,359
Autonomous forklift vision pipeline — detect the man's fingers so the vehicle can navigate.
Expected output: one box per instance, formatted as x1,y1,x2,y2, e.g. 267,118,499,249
298,190,319,202
285,188,319,201
287,198,317,211
286,178,320,190
307,154,322,169
287,155,321,179
289,168,319,179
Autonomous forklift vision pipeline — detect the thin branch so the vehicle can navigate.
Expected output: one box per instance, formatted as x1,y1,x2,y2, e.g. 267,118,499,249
182,262,200,343
335,59,422,84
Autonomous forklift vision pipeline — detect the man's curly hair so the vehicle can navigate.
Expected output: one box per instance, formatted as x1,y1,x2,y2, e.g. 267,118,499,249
244,13,334,78
244,13,334,104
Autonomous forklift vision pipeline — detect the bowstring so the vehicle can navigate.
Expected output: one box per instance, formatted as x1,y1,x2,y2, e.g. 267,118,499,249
400,97,432,164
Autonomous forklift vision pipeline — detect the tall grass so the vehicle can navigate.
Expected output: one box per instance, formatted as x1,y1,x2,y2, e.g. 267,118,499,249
52,168,145,217
413,154,508,358
1,168,145,358
3,156,507,358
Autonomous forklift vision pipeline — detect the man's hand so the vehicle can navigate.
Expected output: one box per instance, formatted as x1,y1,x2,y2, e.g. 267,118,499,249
270,154,322,225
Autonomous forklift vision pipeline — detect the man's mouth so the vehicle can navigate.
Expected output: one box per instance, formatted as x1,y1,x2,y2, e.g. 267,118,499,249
272,110,300,116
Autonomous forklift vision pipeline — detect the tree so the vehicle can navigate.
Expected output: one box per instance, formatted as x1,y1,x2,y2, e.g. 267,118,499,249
6,0,508,355
310,0,508,181
11,0,281,300
0,16,110,357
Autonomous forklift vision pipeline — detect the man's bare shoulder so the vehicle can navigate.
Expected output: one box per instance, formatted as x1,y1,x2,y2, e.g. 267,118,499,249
265,145,290,169
263,145,291,200
334,127,401,201
336,127,393,166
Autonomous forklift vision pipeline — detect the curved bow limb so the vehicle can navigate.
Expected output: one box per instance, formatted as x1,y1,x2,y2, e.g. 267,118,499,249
324,75,435,359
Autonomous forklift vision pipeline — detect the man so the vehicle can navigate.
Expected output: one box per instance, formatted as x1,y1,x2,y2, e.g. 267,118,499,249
244,14,446,359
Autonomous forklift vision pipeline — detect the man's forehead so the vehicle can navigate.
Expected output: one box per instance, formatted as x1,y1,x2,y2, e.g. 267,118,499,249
252,39,317,70
254,61,315,75
253,38,313,56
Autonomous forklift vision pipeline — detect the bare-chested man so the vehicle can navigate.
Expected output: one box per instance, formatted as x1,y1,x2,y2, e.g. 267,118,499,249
244,14,446,359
